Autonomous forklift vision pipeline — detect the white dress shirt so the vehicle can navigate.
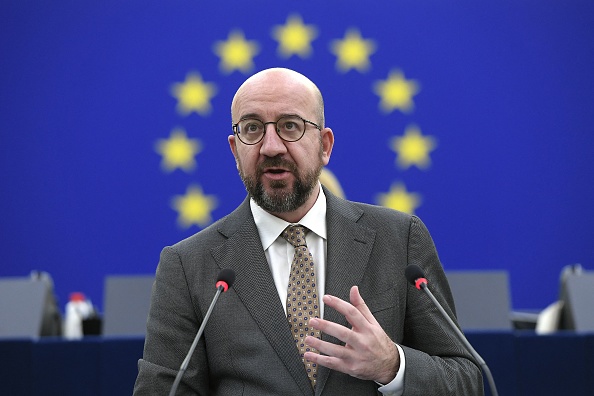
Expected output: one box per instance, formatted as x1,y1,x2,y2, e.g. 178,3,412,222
250,185,405,395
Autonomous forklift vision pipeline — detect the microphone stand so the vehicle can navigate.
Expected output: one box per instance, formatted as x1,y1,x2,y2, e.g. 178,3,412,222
419,283,499,396
168,285,224,396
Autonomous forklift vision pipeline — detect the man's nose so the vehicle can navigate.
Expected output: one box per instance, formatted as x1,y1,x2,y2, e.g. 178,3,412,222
260,123,287,156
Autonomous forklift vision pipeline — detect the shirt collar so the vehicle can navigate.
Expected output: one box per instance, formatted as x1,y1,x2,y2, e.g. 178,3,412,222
250,184,327,251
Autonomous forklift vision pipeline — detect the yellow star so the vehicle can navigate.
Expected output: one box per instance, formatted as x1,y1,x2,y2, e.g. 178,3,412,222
170,72,217,116
155,128,202,173
373,69,420,113
330,28,376,73
377,182,421,215
171,184,217,229
213,30,260,74
272,14,318,58
390,125,437,170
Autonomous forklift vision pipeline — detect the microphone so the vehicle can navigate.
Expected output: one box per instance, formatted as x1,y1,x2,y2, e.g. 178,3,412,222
168,269,236,396
405,265,499,396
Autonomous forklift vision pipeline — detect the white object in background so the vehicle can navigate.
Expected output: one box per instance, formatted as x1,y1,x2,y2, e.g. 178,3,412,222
63,292,94,340
535,300,563,335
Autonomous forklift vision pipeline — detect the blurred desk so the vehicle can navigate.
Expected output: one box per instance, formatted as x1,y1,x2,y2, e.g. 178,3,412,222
1,332,593,396
0,336,144,396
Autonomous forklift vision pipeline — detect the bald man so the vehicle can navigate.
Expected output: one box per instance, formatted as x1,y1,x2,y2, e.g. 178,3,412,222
134,68,483,396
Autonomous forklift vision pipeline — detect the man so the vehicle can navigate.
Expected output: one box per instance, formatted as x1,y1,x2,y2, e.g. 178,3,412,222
134,68,483,395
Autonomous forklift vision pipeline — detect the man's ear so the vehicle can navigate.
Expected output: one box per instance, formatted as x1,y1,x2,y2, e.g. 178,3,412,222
321,128,334,166
228,135,240,169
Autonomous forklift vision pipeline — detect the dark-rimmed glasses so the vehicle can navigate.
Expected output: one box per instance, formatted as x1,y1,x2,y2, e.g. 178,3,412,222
232,115,321,145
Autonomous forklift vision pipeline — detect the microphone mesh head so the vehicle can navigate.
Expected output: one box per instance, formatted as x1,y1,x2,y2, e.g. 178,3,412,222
405,265,426,286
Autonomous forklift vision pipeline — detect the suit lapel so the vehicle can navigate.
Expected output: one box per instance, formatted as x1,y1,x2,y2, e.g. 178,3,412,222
316,189,377,395
210,199,314,396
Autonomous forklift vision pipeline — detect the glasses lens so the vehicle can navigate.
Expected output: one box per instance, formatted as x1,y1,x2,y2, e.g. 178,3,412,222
277,116,305,142
238,119,265,144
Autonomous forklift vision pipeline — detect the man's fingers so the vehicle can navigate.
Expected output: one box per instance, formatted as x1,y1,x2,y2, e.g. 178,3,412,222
306,288,400,383
304,337,357,376
322,287,378,330
303,350,342,371
309,317,352,345
349,286,379,326
305,335,346,358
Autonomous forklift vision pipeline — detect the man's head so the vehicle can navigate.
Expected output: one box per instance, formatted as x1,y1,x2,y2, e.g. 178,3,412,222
228,68,334,222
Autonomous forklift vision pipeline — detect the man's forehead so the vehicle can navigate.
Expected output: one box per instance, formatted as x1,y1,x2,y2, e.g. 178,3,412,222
237,74,310,99
232,76,314,117
243,67,313,86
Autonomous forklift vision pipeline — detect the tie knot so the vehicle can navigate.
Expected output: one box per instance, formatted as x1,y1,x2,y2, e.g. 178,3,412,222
282,225,308,247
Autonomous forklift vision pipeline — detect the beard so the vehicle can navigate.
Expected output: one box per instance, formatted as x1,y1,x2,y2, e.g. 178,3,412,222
238,154,323,213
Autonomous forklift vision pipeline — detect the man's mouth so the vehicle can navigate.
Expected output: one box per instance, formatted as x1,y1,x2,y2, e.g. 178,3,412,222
265,167,288,174
258,157,297,181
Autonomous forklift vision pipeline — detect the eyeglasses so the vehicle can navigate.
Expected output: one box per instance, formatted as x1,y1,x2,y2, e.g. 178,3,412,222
232,115,321,145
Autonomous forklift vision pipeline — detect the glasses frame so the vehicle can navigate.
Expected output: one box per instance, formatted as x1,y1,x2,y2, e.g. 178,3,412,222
232,115,321,145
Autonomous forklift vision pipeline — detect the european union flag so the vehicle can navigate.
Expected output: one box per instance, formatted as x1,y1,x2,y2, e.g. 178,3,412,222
1,0,593,313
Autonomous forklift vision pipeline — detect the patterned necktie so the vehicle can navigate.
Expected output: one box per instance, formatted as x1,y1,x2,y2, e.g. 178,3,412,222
282,225,322,388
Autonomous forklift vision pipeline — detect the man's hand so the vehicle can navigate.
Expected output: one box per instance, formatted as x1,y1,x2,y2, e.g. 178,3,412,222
304,286,399,384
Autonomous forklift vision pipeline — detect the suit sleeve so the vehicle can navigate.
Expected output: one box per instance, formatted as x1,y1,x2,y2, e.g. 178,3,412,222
400,216,484,396
133,246,209,396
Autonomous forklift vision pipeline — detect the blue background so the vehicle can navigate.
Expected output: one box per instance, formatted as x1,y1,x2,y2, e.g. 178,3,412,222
1,0,593,313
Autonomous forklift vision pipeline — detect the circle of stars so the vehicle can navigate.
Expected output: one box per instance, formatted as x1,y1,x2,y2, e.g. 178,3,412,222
155,13,439,228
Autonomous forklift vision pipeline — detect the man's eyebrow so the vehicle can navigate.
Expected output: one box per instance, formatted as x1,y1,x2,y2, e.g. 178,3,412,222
239,113,262,120
239,113,302,121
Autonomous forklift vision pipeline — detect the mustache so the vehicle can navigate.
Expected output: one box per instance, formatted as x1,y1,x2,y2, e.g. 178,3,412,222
257,156,298,174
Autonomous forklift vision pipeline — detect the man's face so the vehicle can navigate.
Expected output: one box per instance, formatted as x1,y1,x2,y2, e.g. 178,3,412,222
228,71,333,215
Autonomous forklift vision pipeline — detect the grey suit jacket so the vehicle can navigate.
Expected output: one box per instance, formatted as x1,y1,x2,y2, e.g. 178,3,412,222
134,188,484,395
